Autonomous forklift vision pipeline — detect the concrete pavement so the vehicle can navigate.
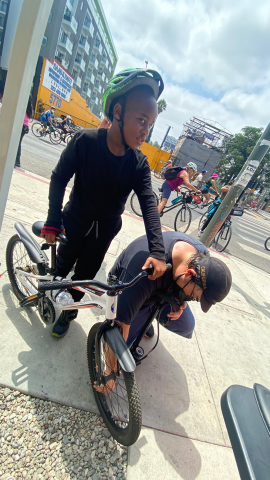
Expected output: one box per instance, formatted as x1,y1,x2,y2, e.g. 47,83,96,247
1,168,270,479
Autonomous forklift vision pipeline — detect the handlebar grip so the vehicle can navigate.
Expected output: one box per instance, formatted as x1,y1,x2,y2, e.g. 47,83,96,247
38,279,73,292
144,262,172,276
56,232,68,245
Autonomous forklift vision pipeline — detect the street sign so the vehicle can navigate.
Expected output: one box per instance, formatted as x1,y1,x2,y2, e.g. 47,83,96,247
250,199,259,209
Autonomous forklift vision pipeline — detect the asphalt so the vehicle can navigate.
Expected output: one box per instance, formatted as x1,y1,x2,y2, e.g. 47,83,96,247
19,132,270,273
1,168,270,479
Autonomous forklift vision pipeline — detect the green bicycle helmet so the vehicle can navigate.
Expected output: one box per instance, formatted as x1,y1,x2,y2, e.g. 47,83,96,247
102,68,164,120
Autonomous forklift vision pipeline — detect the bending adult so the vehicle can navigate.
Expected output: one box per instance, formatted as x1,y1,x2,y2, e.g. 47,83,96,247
200,173,219,208
158,162,201,214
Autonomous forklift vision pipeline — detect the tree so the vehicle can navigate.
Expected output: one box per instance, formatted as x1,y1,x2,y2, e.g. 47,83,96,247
146,98,167,144
216,126,270,188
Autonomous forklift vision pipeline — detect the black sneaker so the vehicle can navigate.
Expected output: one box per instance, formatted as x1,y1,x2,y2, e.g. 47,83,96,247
52,310,78,338
144,324,154,339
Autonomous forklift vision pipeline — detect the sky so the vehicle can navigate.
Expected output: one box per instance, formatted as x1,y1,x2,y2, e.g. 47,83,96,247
101,0,270,144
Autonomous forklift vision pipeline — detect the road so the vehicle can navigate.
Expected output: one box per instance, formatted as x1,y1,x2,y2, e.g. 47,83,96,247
19,131,270,273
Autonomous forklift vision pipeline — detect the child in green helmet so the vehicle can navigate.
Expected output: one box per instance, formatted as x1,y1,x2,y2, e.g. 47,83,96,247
41,69,167,339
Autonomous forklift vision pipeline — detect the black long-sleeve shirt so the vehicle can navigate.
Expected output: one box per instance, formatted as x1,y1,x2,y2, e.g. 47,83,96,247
45,128,165,260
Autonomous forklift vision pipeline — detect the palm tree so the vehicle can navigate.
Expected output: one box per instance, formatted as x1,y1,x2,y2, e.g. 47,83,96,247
146,98,167,143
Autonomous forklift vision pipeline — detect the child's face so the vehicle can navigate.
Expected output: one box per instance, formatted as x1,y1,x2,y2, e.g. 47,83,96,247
122,89,158,150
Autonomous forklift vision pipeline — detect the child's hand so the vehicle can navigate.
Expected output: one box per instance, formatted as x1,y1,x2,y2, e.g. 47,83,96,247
142,257,166,280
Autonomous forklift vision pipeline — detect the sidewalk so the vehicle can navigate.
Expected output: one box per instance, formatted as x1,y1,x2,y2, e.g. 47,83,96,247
1,169,270,479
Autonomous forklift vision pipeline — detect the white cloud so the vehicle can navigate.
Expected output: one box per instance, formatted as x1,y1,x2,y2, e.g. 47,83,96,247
102,0,270,141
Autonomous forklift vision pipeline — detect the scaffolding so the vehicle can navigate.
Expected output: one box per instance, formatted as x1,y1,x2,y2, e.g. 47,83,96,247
178,116,232,151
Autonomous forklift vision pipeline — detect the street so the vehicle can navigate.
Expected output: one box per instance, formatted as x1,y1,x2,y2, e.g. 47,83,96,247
19,131,270,273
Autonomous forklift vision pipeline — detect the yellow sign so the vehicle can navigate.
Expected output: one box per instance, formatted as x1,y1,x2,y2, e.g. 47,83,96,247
251,188,255,192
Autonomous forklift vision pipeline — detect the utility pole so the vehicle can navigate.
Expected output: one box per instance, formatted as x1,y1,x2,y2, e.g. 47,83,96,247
200,123,270,247
0,0,53,232
145,61,148,69
160,126,172,150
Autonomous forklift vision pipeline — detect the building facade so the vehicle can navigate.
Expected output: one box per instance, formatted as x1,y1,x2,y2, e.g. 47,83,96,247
40,0,117,117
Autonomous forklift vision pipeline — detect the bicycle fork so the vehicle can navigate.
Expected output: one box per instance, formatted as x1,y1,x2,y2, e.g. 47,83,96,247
94,293,136,386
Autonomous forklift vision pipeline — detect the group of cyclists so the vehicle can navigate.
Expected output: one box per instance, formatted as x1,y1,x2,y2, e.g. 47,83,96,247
40,106,74,138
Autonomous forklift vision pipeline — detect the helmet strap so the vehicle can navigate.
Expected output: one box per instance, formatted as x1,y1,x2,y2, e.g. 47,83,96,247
116,96,129,151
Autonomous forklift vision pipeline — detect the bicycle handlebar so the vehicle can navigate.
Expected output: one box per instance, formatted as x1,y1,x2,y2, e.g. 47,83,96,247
38,263,173,293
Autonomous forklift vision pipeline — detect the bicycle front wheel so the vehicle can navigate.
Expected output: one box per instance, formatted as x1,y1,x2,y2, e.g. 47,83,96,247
198,211,208,231
213,224,232,252
50,128,62,144
130,192,159,217
264,237,270,251
87,323,142,446
174,205,191,233
31,122,43,137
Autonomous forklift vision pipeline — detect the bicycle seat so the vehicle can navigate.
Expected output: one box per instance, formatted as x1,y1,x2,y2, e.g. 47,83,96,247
158,187,163,193
221,384,270,479
32,221,44,237
32,221,68,245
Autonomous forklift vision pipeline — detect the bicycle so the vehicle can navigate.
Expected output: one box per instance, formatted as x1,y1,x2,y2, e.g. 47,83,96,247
265,237,270,251
49,127,75,145
6,220,173,446
130,187,194,233
199,206,243,252
31,121,58,142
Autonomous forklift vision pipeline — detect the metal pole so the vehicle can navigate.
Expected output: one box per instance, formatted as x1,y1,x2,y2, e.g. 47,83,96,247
160,126,171,150
0,0,53,232
200,123,270,247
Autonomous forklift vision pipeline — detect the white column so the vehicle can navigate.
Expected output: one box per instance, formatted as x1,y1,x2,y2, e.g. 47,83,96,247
0,0,53,232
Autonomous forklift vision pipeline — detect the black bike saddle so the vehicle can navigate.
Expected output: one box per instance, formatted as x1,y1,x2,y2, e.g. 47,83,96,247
32,221,44,238
221,384,270,479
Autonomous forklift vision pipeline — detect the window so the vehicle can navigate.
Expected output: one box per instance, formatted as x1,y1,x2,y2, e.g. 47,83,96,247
64,7,71,21
0,1,8,13
48,11,52,23
83,82,88,92
90,53,96,63
42,36,47,46
79,34,86,46
75,52,82,63
84,14,91,28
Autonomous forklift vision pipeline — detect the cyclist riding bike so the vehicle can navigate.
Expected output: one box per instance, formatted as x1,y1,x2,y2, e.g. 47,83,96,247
157,162,201,214
198,181,232,237
59,115,72,135
40,106,57,134
200,173,219,208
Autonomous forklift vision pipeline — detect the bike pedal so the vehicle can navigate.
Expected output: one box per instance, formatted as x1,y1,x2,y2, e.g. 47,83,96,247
20,293,40,308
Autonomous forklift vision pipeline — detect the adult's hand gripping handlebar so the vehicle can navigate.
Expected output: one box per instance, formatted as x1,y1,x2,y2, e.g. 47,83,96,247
38,264,172,293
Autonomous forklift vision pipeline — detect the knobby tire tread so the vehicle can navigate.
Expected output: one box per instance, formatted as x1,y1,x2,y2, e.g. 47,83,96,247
87,323,142,446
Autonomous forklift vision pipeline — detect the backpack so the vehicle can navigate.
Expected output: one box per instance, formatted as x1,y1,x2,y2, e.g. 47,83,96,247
164,167,181,180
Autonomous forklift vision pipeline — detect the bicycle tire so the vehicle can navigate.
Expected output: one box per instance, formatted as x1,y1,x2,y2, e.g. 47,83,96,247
213,224,232,252
6,234,45,301
130,191,159,217
50,128,62,144
174,205,191,233
31,122,43,137
198,211,208,231
66,133,74,144
264,237,270,251
87,322,142,446
154,170,162,179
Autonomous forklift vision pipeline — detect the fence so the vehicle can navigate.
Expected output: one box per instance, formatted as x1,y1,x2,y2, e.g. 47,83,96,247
34,101,100,129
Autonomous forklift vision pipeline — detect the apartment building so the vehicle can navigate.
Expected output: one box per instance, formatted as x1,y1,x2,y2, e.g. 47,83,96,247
40,0,117,117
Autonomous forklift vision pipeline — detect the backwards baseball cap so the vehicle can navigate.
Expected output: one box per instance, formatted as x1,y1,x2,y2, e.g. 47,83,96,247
196,257,232,312
202,169,207,173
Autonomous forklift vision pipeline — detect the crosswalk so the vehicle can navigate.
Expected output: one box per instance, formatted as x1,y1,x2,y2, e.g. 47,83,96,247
230,214,270,269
